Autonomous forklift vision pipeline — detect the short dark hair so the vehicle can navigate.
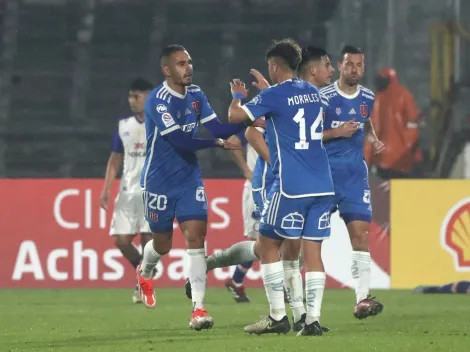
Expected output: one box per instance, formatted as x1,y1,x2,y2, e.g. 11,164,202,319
265,38,302,71
339,45,363,61
159,44,187,66
129,78,153,92
297,46,330,75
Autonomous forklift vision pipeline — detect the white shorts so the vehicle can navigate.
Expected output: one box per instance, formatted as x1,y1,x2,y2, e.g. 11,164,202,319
242,180,258,239
109,191,151,236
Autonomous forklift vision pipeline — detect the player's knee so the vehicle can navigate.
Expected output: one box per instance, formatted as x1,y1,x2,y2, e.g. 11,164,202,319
349,231,369,251
279,240,301,261
182,229,206,249
151,233,173,255
113,235,133,249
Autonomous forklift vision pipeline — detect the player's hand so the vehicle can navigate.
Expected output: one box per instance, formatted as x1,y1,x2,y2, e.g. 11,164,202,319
372,140,385,154
215,138,243,150
337,119,360,138
100,189,109,211
250,69,270,91
230,79,248,98
244,170,253,181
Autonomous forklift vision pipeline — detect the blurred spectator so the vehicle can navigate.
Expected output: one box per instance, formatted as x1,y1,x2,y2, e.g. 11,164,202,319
364,68,423,179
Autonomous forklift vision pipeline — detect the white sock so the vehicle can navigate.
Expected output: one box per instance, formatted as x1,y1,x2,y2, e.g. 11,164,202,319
140,240,161,280
282,260,305,323
351,251,371,303
206,241,257,272
304,271,326,325
261,261,286,321
188,248,207,310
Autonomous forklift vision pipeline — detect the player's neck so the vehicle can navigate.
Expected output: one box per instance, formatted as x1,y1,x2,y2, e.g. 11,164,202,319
337,78,358,95
136,112,144,122
276,72,296,84
165,80,186,96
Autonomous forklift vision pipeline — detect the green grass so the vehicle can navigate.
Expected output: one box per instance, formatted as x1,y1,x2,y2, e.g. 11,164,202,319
0,289,468,352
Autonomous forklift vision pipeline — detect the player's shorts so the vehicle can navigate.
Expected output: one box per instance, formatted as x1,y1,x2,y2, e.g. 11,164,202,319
110,191,151,235
259,183,335,241
242,180,258,239
142,179,208,233
331,160,372,224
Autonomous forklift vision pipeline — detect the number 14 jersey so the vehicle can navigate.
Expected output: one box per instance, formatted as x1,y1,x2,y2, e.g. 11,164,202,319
241,78,334,198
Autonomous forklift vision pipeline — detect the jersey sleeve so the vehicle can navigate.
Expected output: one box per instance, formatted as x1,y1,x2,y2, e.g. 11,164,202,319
319,93,333,127
198,91,217,124
241,89,276,121
146,98,180,136
110,126,124,153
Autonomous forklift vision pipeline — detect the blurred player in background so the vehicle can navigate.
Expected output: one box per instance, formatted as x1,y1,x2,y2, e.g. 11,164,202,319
414,281,470,294
320,45,385,319
229,39,335,336
100,78,154,304
224,129,259,303
137,44,248,331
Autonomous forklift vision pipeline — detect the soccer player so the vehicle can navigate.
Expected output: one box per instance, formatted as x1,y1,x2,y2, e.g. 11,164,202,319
137,44,248,331
229,39,335,336
224,128,260,303
100,78,154,304
320,45,385,319
414,281,470,294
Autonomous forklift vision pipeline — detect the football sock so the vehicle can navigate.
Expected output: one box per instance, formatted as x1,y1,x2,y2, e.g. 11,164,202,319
282,260,305,323
455,281,470,293
352,251,371,303
232,261,253,286
188,248,207,310
206,241,257,272
140,240,161,280
261,261,286,321
305,271,326,325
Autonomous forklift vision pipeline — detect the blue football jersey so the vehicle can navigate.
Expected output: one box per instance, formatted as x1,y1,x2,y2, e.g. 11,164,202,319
251,128,275,193
320,81,375,164
242,78,334,198
141,82,217,190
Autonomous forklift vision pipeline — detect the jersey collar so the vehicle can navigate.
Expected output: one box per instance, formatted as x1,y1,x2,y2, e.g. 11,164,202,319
334,80,360,100
163,81,187,99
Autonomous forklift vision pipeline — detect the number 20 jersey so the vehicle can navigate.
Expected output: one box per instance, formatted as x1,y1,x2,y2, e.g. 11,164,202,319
241,78,334,198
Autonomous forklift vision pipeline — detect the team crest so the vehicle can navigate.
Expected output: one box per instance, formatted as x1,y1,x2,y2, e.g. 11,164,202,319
335,107,341,115
360,104,368,117
192,101,201,115
149,211,158,222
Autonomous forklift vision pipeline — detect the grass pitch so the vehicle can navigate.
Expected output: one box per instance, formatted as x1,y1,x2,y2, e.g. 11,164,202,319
0,288,468,352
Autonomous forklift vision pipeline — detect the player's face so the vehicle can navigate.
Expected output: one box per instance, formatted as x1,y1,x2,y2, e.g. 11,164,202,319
314,56,335,86
338,53,365,86
128,90,148,113
164,50,193,86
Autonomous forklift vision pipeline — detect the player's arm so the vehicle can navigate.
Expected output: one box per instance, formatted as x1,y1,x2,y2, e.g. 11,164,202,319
365,116,385,154
228,79,273,124
227,134,252,180
100,129,124,210
321,93,358,141
198,91,246,138
245,126,270,165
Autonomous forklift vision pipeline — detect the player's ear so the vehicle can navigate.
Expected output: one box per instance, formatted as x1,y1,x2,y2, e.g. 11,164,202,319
161,65,170,78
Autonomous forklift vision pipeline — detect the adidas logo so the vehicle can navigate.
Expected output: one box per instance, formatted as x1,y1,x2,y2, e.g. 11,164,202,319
185,108,192,115
349,108,356,115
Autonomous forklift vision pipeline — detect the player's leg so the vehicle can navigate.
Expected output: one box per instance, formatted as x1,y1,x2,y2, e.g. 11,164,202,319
244,190,301,335
296,196,333,337
176,183,213,331
340,193,384,319
224,183,259,302
136,189,176,308
279,240,306,331
414,281,470,294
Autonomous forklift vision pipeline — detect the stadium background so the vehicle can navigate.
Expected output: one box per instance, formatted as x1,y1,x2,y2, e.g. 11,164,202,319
0,0,469,291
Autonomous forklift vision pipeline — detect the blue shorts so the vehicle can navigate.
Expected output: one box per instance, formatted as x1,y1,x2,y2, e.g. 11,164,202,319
252,188,267,219
331,160,372,224
142,180,208,233
259,185,335,241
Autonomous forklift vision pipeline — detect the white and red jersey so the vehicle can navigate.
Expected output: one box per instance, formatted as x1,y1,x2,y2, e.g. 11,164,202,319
111,115,147,194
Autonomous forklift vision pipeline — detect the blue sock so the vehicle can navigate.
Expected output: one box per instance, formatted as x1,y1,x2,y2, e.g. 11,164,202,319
455,281,470,294
439,284,453,293
232,261,253,285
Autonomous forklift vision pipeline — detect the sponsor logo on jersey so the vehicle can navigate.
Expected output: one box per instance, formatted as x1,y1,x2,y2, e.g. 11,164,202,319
161,113,175,128
156,104,167,113
331,120,364,129
441,198,470,271
181,122,197,132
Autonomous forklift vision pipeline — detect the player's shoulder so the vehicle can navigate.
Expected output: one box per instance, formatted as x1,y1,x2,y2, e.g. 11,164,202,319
117,114,136,126
359,85,375,101
149,83,172,105
187,84,202,94
319,83,337,99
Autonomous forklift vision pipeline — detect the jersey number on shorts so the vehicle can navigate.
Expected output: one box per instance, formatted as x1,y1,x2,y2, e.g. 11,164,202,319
147,192,168,211
293,108,323,150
